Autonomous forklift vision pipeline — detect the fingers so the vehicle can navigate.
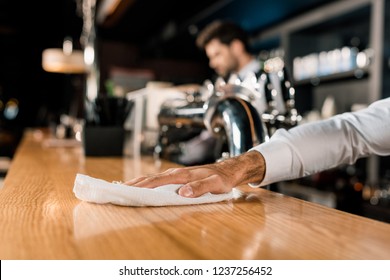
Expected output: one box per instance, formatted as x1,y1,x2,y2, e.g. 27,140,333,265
124,168,191,188
124,176,149,186
124,165,234,198
178,174,233,198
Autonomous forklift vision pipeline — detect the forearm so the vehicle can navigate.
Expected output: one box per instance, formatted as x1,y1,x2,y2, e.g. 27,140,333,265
215,150,266,187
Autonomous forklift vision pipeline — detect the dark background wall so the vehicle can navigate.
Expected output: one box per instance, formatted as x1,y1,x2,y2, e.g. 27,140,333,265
1,0,382,159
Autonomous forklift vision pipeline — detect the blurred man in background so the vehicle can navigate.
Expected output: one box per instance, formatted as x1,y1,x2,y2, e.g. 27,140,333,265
196,19,261,81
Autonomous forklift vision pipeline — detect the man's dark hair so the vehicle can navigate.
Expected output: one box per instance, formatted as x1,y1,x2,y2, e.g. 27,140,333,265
196,20,250,52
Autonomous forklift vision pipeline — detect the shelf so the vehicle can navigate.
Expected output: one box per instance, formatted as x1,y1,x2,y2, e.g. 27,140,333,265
252,0,379,43
293,67,369,86
251,0,386,184
251,0,384,95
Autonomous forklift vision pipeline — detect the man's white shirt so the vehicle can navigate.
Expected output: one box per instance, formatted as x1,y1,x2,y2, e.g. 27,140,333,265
250,97,390,186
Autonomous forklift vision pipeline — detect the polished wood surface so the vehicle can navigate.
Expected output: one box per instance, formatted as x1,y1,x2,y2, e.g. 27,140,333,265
1,129,390,260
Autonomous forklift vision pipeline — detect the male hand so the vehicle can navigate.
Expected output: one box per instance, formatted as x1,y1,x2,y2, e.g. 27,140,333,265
125,150,266,198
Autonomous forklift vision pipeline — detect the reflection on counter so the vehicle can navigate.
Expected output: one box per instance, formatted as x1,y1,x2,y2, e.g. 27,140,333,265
73,201,236,240
72,192,268,259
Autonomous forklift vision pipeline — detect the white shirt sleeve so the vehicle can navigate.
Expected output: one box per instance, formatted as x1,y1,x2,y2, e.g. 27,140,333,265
249,97,390,187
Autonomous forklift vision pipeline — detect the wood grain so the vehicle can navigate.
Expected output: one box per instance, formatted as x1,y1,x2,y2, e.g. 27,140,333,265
1,129,390,259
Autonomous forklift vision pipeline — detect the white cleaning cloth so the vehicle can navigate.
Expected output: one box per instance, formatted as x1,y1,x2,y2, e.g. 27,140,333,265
73,173,240,207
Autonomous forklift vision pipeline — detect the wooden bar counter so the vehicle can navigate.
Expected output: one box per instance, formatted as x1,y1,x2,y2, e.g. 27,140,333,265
1,128,390,260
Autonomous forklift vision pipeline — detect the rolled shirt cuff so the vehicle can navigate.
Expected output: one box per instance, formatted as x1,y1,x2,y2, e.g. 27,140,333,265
248,139,301,188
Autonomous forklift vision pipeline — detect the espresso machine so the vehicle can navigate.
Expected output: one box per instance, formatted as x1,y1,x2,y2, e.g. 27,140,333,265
155,57,301,165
